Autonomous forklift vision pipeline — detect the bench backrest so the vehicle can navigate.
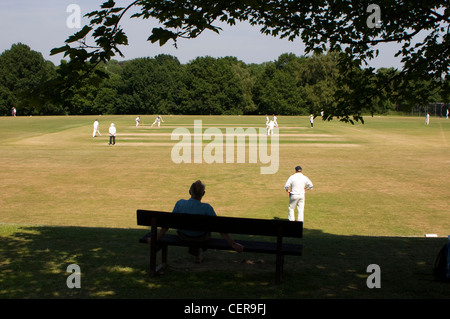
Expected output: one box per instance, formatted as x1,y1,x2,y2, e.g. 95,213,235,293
137,209,303,238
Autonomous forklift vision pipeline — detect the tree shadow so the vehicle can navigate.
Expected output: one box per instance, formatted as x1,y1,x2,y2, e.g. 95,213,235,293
0,225,448,299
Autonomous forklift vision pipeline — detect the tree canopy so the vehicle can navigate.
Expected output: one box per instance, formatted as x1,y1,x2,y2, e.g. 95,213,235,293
0,43,56,115
46,0,449,122
1,44,446,117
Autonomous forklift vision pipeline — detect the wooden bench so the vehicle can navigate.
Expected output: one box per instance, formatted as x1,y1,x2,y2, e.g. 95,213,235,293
137,209,303,283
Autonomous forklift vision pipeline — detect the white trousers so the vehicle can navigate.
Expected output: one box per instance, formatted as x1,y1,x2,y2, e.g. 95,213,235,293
93,128,101,137
288,194,305,222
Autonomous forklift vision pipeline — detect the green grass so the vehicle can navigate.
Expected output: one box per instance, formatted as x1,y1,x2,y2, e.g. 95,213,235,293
1,114,449,298
1,224,448,299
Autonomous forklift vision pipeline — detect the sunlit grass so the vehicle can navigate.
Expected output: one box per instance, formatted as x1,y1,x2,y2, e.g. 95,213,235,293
0,114,449,298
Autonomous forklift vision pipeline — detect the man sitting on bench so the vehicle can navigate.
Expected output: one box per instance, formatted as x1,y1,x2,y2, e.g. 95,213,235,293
147,180,244,263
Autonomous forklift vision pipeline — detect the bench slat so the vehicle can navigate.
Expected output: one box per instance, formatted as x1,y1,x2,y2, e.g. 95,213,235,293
139,233,302,256
137,209,303,238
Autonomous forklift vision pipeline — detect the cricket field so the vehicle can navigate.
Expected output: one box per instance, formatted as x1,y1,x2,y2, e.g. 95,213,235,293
1,114,449,299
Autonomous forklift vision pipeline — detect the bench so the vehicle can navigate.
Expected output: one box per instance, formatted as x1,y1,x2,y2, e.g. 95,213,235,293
137,209,303,283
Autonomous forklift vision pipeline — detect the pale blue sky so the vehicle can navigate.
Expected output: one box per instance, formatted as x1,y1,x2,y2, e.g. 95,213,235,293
0,0,403,68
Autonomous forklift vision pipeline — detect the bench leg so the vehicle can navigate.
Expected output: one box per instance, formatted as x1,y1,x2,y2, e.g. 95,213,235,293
149,244,168,276
162,245,168,264
149,223,158,276
275,254,284,284
149,244,157,276
156,244,168,273
275,234,284,284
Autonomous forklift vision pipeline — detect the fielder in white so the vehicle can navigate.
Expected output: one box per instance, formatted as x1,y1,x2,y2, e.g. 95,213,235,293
136,116,141,127
284,165,313,222
267,120,276,136
151,115,164,127
93,119,101,137
272,114,278,127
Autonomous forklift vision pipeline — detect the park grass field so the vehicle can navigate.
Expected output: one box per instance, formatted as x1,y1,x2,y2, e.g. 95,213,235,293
1,114,449,299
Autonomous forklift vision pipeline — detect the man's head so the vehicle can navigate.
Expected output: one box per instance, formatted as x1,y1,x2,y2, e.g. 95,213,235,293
295,165,302,172
189,180,206,200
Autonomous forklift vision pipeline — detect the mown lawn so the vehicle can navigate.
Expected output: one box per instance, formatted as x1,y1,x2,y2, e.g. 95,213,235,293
0,114,449,299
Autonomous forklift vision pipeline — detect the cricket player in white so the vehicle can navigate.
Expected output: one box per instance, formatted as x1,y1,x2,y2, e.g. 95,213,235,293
267,120,276,135
93,119,101,137
284,166,313,222
151,115,164,127
272,114,278,127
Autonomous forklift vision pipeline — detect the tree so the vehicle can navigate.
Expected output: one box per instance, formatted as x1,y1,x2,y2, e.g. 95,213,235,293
0,43,56,115
296,52,339,115
93,67,123,114
55,60,107,115
117,54,185,114
253,55,306,115
148,54,186,114
49,0,450,122
120,57,161,114
222,56,258,114
180,56,245,114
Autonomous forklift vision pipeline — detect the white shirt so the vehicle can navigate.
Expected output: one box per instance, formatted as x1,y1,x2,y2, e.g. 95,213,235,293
109,126,116,135
93,121,99,128
284,172,313,195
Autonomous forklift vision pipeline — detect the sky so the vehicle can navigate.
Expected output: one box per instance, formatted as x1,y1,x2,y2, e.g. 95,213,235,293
0,0,403,69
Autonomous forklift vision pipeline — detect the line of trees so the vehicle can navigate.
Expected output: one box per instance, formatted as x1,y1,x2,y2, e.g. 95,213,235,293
0,43,447,117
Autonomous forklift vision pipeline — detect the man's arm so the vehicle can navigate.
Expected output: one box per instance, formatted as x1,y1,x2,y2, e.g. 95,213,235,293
284,177,291,194
305,178,313,191
220,233,244,253
147,227,169,244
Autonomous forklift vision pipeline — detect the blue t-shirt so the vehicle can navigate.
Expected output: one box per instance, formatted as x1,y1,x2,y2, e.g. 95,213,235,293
172,198,216,237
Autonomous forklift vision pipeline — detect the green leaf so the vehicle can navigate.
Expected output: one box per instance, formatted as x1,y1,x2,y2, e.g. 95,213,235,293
65,26,92,44
147,28,177,46
101,0,115,9
104,15,120,27
50,45,70,56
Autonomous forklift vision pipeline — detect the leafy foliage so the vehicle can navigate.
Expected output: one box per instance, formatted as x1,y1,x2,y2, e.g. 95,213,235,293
42,0,450,122
0,44,447,116
0,44,447,117
0,43,57,115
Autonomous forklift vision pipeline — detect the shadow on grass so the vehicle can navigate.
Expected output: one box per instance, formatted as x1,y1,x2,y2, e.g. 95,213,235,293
0,224,448,299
